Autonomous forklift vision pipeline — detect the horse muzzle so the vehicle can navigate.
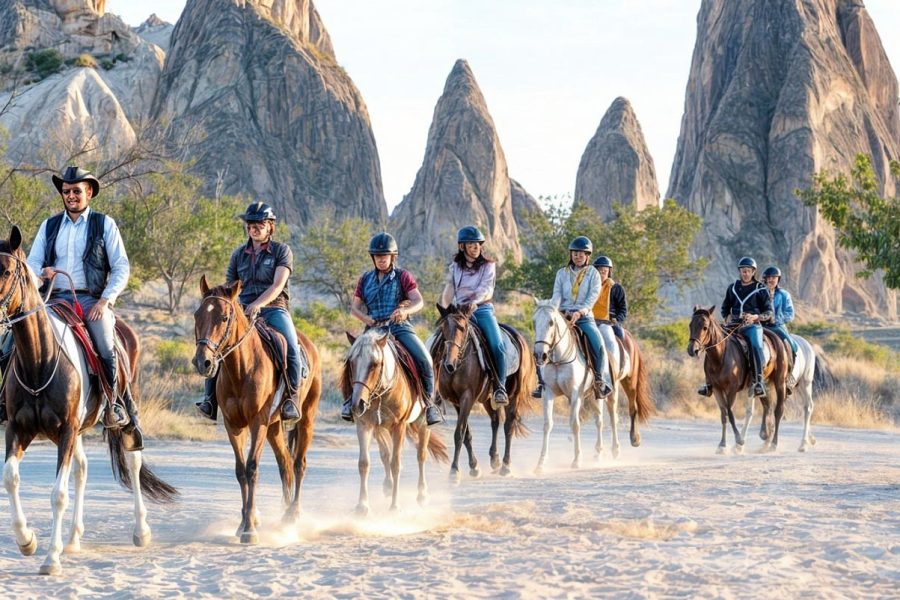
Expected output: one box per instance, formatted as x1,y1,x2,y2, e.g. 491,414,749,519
193,347,219,378
687,341,700,358
534,350,548,367
443,360,457,374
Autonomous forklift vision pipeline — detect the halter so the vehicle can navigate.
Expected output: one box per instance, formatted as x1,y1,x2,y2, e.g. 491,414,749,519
349,334,396,412
441,312,472,369
689,312,741,352
195,295,257,371
533,306,578,365
0,251,28,323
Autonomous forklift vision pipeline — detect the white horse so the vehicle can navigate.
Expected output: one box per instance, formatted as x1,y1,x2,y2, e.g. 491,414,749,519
741,333,818,451
532,299,622,472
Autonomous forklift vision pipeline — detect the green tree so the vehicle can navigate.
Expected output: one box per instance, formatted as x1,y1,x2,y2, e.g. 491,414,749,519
114,171,242,313
501,199,705,325
797,154,900,289
294,213,376,307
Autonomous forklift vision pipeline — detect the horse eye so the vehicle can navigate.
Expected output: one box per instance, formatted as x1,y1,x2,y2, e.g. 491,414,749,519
221,315,228,322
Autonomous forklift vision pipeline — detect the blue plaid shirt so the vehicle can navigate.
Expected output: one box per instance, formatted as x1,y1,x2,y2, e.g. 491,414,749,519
356,268,415,322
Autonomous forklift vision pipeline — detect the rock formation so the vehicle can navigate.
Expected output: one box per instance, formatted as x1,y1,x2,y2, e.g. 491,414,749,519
575,97,660,221
390,59,520,263
667,0,899,317
134,14,173,53
151,0,386,226
510,178,543,255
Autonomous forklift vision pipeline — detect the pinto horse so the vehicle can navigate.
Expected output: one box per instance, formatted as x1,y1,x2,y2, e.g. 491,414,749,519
687,306,790,453
1,226,177,576
340,328,448,514
431,303,536,482
193,276,321,543
532,299,653,473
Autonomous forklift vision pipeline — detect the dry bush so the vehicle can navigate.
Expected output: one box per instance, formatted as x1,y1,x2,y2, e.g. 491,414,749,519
137,368,218,441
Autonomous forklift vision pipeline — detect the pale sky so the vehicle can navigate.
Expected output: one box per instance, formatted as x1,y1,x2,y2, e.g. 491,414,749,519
109,1,900,212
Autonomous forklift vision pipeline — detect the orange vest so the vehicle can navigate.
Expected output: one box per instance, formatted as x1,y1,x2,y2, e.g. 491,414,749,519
592,277,615,320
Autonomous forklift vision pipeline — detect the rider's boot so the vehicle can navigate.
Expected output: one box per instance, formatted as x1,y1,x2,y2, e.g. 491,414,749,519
593,372,613,399
280,387,302,427
101,356,129,429
697,383,713,397
492,384,509,407
532,365,545,399
423,395,443,426
341,398,353,422
120,384,145,452
750,351,766,397
196,376,218,421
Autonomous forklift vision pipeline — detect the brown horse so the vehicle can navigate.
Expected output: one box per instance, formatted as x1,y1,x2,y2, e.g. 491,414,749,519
193,276,321,543
687,305,790,453
340,328,448,514
432,304,536,482
1,226,177,575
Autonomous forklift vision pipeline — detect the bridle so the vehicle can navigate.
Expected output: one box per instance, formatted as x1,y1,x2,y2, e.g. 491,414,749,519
533,307,577,365
441,313,472,370
195,295,257,372
689,312,740,353
349,333,396,414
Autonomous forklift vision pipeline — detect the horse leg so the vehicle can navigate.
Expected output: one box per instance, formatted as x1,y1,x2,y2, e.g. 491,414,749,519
759,395,771,442
770,387,786,452
226,429,249,538
606,387,620,459
594,388,604,458
570,392,583,469
488,408,501,472
740,394,755,442
4,431,38,557
64,436,88,554
416,425,429,507
377,428,393,498
536,394,554,474
240,423,268,544
124,449,152,547
726,393,744,452
40,426,76,575
500,407,514,476
715,391,729,454
799,381,816,452
265,424,295,523
389,424,404,511
464,417,480,479
356,423,373,516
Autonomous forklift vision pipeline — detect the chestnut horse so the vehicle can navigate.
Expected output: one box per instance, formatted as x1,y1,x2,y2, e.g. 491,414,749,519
340,328,448,514
687,306,789,453
1,226,177,576
193,276,321,543
431,303,536,482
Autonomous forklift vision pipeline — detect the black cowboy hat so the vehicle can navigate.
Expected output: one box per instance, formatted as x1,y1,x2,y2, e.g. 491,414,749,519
52,166,101,198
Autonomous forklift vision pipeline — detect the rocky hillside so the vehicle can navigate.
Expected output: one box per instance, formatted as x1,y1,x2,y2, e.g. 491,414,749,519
390,59,521,263
575,97,659,221
667,0,899,318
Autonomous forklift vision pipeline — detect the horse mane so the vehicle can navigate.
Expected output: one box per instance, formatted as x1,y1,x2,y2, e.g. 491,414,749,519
339,329,387,398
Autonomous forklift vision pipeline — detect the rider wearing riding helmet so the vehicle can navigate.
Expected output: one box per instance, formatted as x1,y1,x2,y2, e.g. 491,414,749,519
343,232,442,426
592,253,627,361
548,236,614,400
762,265,798,388
697,256,773,398
196,202,302,424
439,226,510,407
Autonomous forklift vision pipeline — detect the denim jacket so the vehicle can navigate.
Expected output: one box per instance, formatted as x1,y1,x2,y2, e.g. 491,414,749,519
771,287,795,326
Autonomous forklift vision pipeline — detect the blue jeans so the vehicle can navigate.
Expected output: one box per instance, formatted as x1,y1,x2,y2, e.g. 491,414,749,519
473,304,506,384
52,292,116,366
383,321,434,400
576,316,610,386
765,323,798,355
742,323,765,379
261,307,302,391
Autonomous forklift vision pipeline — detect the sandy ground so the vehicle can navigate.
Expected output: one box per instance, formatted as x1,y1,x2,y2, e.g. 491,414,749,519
1,416,898,598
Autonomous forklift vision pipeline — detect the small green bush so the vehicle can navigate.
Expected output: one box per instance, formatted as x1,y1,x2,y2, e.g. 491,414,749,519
824,332,896,369
154,339,195,374
793,320,843,338
114,52,130,63
99,58,114,70
25,49,64,80
73,54,97,68
639,320,691,353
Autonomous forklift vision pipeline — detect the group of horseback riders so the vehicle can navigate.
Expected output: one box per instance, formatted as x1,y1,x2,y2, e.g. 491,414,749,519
0,165,801,434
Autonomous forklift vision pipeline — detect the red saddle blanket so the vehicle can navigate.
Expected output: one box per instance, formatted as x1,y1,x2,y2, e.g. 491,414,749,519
48,300,117,400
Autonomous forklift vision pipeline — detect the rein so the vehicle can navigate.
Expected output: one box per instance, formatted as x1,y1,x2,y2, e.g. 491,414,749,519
350,335,397,412
690,315,741,352
195,295,258,370
441,314,472,369
534,308,577,366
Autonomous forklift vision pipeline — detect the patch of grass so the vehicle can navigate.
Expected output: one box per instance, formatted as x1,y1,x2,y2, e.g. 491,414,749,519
152,339,195,374
73,53,97,68
137,370,217,440
823,332,897,369
25,49,64,80
639,320,690,353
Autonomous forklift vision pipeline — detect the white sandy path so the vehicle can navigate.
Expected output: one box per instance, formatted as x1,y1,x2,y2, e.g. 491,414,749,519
1,418,898,598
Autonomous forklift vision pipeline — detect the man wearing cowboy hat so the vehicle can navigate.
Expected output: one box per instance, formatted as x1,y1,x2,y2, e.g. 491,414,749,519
5,166,142,445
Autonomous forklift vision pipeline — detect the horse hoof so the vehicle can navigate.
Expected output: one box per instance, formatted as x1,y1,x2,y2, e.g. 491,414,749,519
571,460,580,469
389,504,400,513
733,444,744,455
355,504,369,517
281,511,299,525
19,531,37,556
63,541,80,555
631,433,641,447
39,561,62,576
716,446,726,455
240,532,259,545
449,470,461,485
810,437,817,446
499,465,511,477
490,457,501,470
759,431,768,441
612,447,620,459
469,467,481,478
133,531,152,547
382,483,393,498
798,445,808,453
534,465,544,476
417,494,428,507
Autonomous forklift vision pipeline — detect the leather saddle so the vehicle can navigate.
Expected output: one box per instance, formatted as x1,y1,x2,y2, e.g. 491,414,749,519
254,320,309,393
387,337,426,401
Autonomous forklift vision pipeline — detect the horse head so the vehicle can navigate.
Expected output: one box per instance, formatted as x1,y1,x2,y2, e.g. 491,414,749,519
532,299,564,366
438,303,475,373
192,275,245,377
687,305,717,358
0,226,33,319
343,328,389,418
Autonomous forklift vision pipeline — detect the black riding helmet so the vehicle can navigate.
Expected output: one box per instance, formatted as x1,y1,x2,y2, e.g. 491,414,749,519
762,266,782,279
593,255,613,269
457,226,486,244
239,201,277,222
568,236,593,253
737,256,757,270
368,232,398,255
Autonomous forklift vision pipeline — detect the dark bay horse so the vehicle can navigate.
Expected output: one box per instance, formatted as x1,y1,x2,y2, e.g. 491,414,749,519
687,306,790,453
340,329,448,514
193,276,321,543
1,226,177,576
431,303,536,482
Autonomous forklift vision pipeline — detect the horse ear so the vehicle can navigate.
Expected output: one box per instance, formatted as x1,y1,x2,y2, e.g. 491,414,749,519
551,297,560,310
708,305,716,314
346,331,357,345
9,226,22,251
200,274,210,296
226,280,242,299
437,303,448,318
462,303,476,317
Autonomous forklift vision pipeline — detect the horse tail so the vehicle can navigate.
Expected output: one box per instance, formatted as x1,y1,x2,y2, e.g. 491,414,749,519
632,344,654,424
509,412,531,438
508,325,538,417
104,428,179,504
813,351,839,393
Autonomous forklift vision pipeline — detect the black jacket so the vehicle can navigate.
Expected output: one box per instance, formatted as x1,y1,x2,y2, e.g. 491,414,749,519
721,279,773,321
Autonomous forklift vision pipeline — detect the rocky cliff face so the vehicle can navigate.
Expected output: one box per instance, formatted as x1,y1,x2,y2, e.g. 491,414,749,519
134,14,173,53
151,0,386,226
667,0,899,317
390,59,520,263
510,178,542,255
575,97,659,221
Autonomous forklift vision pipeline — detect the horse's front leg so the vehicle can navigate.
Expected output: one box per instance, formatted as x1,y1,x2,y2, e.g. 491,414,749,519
64,436,88,554
768,387,786,453
594,387,605,458
389,424,404,511
226,428,250,538
500,407,514,476
416,426,429,507
799,383,816,452
488,408,501,472
125,449,151,547
726,393,744,452
4,431,38,557
740,393,755,442
464,417,479,478
40,426,76,575
536,392,554,474
715,391,729,454
377,427,393,498
240,422,269,544
356,423,373,516
758,393,771,443
569,389,584,469
606,386,620,459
